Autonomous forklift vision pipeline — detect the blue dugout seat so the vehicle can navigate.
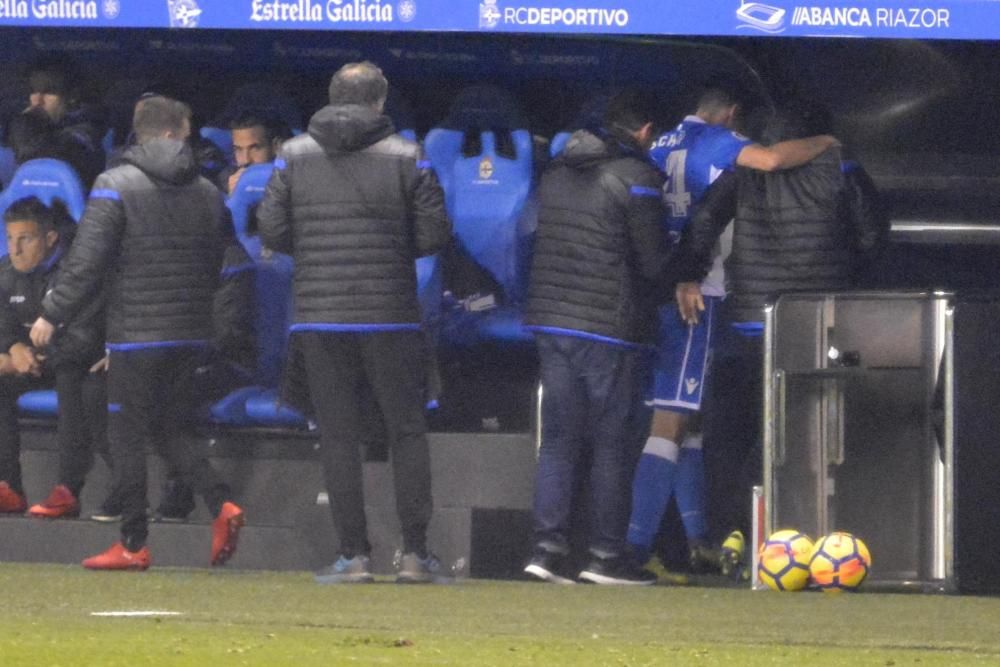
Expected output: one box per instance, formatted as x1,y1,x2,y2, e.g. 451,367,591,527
0,158,86,233
0,145,15,190
200,126,233,163
424,89,535,346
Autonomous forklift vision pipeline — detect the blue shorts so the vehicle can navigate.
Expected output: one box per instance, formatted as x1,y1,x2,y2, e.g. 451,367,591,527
648,296,721,413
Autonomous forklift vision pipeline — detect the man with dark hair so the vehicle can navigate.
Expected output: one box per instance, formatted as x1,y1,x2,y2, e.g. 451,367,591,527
522,90,675,586
6,55,106,189
0,196,108,518
258,61,450,584
30,96,245,571
626,83,839,580
224,112,290,194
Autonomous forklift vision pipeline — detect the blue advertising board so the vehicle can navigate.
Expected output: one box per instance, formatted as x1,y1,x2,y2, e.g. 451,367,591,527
0,0,997,40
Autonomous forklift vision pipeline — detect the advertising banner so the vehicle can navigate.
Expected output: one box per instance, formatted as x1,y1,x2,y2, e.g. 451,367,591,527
0,0,997,40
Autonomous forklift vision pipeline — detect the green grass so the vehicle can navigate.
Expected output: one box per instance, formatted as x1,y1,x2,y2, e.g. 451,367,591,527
3,563,1000,665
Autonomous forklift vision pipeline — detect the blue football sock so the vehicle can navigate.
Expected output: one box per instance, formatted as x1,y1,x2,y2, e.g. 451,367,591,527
677,433,707,542
627,436,679,558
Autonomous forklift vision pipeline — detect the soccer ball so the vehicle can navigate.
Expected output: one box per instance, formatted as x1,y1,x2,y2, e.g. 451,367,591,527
809,532,871,593
757,530,813,591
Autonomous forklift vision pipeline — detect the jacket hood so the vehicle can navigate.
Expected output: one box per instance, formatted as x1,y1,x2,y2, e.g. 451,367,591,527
560,129,643,169
308,104,395,154
124,139,200,185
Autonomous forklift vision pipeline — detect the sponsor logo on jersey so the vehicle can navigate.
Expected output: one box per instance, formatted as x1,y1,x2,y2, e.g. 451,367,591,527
9,295,26,304
167,0,201,27
251,0,397,24
479,1,629,29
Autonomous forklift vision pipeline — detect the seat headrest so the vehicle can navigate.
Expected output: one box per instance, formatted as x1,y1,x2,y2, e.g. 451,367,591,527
0,158,86,222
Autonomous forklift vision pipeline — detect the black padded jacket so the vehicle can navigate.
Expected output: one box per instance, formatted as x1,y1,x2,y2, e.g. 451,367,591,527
256,103,450,330
525,130,675,346
41,139,227,347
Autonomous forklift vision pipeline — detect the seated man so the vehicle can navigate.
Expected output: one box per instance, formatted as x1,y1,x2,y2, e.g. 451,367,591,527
0,196,107,516
223,112,289,195
5,55,106,190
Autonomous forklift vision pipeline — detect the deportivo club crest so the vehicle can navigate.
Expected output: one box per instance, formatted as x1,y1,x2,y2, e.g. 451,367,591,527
478,157,494,180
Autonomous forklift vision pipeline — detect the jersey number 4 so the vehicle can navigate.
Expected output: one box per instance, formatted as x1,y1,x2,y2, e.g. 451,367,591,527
663,149,692,218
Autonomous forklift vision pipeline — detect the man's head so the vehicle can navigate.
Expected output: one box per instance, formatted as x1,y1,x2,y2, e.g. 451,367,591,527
132,95,192,145
328,61,388,112
27,57,79,124
230,112,288,168
4,197,61,274
695,79,753,129
603,89,657,150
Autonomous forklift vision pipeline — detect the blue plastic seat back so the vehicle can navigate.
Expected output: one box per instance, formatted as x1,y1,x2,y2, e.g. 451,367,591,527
200,126,233,163
0,145,16,190
226,163,274,239
0,158,86,256
424,128,533,298
550,131,572,159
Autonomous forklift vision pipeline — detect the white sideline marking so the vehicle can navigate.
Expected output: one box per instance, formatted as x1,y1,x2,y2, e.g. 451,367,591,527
90,611,184,617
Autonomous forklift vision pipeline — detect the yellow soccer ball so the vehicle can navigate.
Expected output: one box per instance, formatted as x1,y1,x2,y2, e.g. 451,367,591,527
757,529,814,592
809,532,872,593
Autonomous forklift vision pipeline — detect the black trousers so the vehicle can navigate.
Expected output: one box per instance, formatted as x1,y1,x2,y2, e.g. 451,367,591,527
701,310,764,544
0,365,107,497
299,330,433,557
107,347,230,549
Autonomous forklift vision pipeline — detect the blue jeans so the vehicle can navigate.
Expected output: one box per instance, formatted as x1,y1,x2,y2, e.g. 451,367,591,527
531,333,650,558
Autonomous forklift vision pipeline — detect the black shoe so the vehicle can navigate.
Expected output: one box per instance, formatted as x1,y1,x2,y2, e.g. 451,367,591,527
578,554,656,586
153,480,195,523
524,548,576,585
90,492,124,523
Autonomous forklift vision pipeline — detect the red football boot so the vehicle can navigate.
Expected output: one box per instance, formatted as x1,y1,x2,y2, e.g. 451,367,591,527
0,481,27,514
210,501,245,566
28,484,80,519
82,542,151,571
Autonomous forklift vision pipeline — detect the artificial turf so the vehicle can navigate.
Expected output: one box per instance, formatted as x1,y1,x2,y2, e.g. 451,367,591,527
3,563,999,666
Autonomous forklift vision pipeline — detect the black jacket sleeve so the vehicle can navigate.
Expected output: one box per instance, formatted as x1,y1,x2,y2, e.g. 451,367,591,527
840,162,889,271
41,174,126,326
257,161,293,255
213,241,256,372
673,169,739,284
411,150,451,258
0,270,22,354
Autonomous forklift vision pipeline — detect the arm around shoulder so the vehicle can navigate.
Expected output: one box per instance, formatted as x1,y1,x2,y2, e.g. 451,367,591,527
737,135,839,172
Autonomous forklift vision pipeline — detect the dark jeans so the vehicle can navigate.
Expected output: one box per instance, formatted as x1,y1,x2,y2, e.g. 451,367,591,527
701,309,764,544
0,366,107,497
532,334,649,558
299,330,433,557
107,347,230,549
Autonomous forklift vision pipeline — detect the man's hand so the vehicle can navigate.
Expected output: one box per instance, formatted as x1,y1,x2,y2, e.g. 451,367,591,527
676,282,704,326
227,166,246,196
9,342,42,377
29,316,55,348
0,353,16,376
89,354,109,374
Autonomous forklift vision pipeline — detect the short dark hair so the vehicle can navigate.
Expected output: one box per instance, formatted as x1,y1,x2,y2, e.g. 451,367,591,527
229,111,291,144
328,61,388,108
133,95,191,144
3,196,63,233
603,89,656,143
27,54,80,99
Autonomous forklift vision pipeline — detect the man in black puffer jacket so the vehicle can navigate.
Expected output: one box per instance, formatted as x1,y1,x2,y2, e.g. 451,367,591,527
257,62,450,584
522,91,676,586
0,197,107,518
30,96,245,571
674,103,888,553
